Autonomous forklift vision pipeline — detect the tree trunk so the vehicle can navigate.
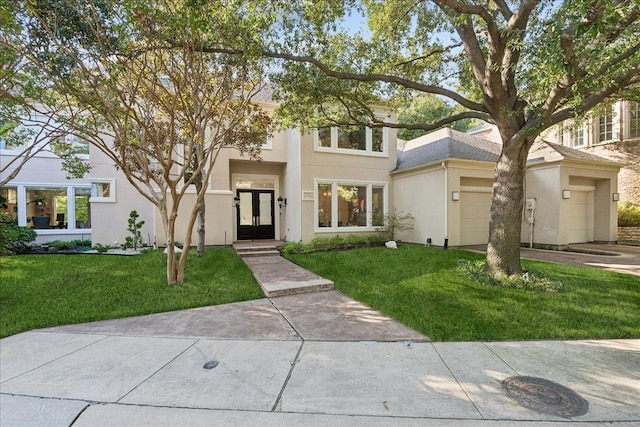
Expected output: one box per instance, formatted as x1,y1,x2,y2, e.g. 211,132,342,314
195,171,205,257
486,137,530,276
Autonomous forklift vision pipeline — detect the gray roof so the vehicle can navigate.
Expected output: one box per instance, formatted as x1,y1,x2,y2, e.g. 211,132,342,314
529,140,622,165
394,129,501,172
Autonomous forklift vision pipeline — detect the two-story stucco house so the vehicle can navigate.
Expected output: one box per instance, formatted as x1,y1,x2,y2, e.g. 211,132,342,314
86,98,397,248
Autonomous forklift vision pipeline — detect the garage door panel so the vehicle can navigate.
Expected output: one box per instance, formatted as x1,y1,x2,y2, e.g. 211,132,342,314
460,191,491,246
567,191,592,243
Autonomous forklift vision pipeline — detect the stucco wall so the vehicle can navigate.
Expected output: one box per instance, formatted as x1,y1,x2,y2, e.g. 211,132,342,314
298,127,397,243
393,166,446,245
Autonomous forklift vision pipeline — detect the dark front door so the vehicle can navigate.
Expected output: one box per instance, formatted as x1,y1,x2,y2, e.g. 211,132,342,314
237,190,275,240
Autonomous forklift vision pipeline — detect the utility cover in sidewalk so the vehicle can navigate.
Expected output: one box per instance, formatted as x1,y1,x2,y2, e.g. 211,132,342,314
502,376,588,417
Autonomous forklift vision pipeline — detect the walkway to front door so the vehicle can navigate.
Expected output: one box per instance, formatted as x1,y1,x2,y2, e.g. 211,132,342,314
236,189,275,240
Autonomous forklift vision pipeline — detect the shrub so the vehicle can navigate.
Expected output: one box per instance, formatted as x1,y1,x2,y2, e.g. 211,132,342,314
459,260,563,292
0,213,37,255
375,210,415,241
282,234,387,255
618,202,640,227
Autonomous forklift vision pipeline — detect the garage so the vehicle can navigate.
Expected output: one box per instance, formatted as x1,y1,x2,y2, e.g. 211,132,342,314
567,190,594,243
459,190,492,245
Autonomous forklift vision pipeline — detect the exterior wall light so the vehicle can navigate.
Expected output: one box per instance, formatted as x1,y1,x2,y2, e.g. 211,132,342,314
562,190,571,199
612,193,620,201
451,191,460,201
277,196,284,209
233,195,240,207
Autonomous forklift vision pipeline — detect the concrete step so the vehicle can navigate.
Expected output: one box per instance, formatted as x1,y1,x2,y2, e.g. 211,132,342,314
237,250,281,258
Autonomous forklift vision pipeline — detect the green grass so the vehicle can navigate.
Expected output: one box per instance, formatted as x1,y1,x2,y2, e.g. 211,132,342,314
0,248,263,338
286,245,640,341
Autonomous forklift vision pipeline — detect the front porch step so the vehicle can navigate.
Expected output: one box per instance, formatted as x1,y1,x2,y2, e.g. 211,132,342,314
234,245,280,258
237,249,281,258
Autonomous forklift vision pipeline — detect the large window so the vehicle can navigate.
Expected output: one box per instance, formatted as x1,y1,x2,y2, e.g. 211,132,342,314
316,181,387,231
315,125,388,156
0,185,92,231
628,101,639,140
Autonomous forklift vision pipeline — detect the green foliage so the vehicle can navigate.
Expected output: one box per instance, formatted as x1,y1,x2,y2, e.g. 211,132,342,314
459,260,563,293
51,140,91,179
282,234,385,255
0,212,36,255
92,243,114,253
397,95,478,140
618,202,640,227
375,209,415,241
43,240,92,251
125,210,145,250
0,248,263,338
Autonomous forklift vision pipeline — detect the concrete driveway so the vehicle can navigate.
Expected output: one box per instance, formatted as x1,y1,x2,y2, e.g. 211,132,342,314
465,243,640,276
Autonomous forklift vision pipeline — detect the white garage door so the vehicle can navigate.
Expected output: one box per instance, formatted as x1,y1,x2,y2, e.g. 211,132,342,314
460,191,492,245
567,190,593,243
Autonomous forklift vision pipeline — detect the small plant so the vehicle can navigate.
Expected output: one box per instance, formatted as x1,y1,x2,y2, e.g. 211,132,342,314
0,212,37,255
459,260,563,292
618,202,640,227
125,210,145,250
92,243,113,253
375,210,415,241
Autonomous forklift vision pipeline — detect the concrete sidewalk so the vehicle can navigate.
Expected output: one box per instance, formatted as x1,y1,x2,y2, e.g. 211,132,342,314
1,290,639,426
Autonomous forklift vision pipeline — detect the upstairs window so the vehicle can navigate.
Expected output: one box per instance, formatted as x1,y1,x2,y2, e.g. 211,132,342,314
315,124,388,156
598,108,614,143
572,125,585,147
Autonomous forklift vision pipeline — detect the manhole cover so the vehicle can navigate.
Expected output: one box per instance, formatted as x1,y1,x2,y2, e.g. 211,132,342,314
502,376,588,417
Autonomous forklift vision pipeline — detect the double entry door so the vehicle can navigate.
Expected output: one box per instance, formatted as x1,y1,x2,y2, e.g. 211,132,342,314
236,189,275,240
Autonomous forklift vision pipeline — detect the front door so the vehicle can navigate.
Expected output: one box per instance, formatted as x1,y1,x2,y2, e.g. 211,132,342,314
237,189,275,240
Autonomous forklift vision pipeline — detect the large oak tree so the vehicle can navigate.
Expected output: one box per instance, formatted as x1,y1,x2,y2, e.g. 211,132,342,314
261,0,639,276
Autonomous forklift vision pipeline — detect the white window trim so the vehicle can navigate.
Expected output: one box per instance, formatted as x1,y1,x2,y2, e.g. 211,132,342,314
314,179,388,233
314,125,388,157
89,179,116,202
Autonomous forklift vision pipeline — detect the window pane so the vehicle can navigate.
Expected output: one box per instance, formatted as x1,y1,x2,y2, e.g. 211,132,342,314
26,188,66,229
259,193,272,226
372,128,383,152
239,192,253,226
630,102,639,139
372,186,385,226
0,187,18,223
318,127,331,148
599,110,613,142
573,125,584,147
75,188,91,229
318,184,332,227
337,126,366,150
91,182,110,198
337,185,366,227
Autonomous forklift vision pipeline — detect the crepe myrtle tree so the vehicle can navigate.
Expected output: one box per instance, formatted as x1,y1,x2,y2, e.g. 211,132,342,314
254,0,639,277
7,0,270,284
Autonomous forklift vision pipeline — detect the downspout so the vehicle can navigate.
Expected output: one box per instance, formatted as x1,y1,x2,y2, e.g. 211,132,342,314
442,161,448,248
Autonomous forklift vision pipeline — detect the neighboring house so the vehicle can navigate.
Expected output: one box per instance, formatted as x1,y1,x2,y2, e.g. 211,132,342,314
0,134,93,244
471,100,639,205
392,128,621,248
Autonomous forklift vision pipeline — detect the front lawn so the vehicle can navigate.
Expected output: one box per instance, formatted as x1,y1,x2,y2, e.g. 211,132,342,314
286,245,640,341
0,248,263,338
